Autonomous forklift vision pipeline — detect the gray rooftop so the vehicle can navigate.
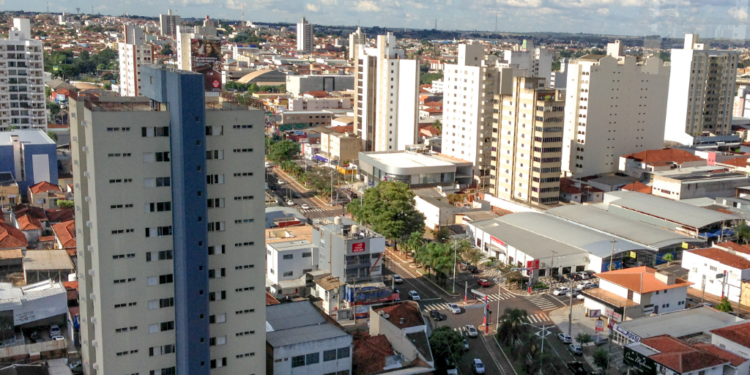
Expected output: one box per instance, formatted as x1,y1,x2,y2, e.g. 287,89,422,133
265,207,308,228
547,205,699,249
1,130,56,146
268,239,314,252
472,212,646,260
266,301,350,348
615,306,743,341
603,191,740,229
23,250,75,271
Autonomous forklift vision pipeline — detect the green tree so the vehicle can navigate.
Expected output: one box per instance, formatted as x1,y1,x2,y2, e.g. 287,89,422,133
576,332,592,347
717,297,734,313
429,326,464,366
423,242,456,284
662,252,674,265
57,200,75,208
47,102,60,115
267,140,300,163
736,222,750,244
593,347,612,371
405,231,424,256
420,71,443,85
464,248,483,266
47,131,58,142
432,119,441,132
435,226,451,243
160,44,173,56
346,181,425,248
496,308,529,346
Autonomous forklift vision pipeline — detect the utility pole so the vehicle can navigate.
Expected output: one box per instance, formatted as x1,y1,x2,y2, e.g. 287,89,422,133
567,288,574,337
452,241,457,293
608,237,616,271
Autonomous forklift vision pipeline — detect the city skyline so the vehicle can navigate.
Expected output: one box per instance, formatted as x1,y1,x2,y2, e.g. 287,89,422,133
7,0,750,39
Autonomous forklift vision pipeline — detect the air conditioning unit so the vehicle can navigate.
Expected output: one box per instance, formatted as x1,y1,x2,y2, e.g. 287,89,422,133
89,293,96,300
87,245,93,252
83,171,89,177
81,146,88,152
76,229,82,234
72,136,77,142
70,113,76,118
75,183,80,189
91,317,97,323
88,269,95,276
92,362,99,369
92,341,98,347
86,221,92,227
583,257,590,263
85,196,90,202
77,251,82,257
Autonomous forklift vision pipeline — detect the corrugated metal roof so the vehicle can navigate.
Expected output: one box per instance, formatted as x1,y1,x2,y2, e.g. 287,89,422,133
266,301,349,347
604,191,739,229
547,205,698,249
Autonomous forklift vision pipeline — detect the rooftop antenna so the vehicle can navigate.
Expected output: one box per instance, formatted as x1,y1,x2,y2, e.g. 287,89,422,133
76,7,80,15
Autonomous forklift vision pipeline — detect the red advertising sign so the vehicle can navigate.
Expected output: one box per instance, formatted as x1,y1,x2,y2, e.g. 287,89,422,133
526,259,540,270
490,236,506,250
352,242,366,253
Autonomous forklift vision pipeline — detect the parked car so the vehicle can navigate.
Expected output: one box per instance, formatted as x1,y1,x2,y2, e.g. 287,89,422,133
578,272,590,280
467,266,480,274
463,338,469,350
49,325,61,337
52,335,64,341
553,274,567,282
392,274,403,284
472,358,486,374
278,180,286,185
301,203,310,210
577,293,586,300
477,279,490,287
286,200,295,206
446,358,459,375
430,310,444,321
408,290,420,301
460,261,469,269
577,281,594,290
569,344,583,356
553,287,570,296
585,282,599,289
558,333,572,344
568,288,583,297
448,303,462,314
567,361,587,375
465,325,478,338
292,192,300,198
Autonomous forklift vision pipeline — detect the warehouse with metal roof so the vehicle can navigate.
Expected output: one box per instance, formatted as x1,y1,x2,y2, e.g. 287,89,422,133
466,212,659,275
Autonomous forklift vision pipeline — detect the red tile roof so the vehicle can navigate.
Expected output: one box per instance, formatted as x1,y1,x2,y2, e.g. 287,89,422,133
715,242,750,256
643,335,729,373
0,223,27,249
560,178,582,194
52,220,76,249
16,214,43,231
692,343,748,367
623,149,704,165
373,302,423,329
29,181,61,194
303,90,330,98
419,125,441,137
266,292,280,305
621,182,653,194
597,266,692,294
711,322,750,349
688,248,750,270
45,208,74,224
352,331,394,375
718,157,750,168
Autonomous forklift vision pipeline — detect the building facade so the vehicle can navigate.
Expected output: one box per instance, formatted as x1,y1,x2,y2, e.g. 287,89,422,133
296,18,313,54
70,66,265,374
442,43,496,183
502,40,554,83
159,9,181,37
285,75,354,98
0,130,58,197
1,18,46,131
491,76,564,206
665,34,739,145
312,218,385,283
118,24,155,97
562,43,670,177
353,33,419,152
348,27,366,61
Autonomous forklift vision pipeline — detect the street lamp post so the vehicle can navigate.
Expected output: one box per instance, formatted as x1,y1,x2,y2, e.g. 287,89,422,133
452,241,458,293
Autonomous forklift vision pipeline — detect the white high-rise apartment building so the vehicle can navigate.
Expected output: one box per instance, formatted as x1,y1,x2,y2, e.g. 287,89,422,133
159,9,181,37
118,24,154,97
0,18,46,131
296,17,313,54
442,42,497,182
664,33,739,145
562,42,670,178
353,33,418,151
70,66,266,375
348,27,366,61
501,40,554,83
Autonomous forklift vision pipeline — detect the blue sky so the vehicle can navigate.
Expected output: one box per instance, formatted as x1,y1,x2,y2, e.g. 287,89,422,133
10,0,750,38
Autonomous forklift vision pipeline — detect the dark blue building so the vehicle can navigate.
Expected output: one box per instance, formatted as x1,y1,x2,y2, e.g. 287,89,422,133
0,130,58,197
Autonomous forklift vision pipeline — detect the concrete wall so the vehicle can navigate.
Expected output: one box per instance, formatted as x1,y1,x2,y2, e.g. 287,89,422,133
684,251,748,303
652,175,750,200
271,335,352,375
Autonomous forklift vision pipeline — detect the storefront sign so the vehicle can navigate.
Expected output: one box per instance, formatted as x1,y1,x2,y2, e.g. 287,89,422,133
595,318,604,332
352,242,366,253
490,236,506,250
605,307,623,322
614,323,641,343
589,309,601,318
624,346,657,375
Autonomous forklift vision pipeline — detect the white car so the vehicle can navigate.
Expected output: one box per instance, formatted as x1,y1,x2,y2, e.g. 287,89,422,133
577,281,593,290
52,335,64,341
553,287,570,296
577,293,586,300
392,275,403,284
286,200,295,206
301,203,310,210
448,303,462,314
465,325,478,338
408,290,420,301
49,325,61,337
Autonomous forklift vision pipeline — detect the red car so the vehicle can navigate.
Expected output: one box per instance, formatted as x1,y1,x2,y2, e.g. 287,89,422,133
477,279,490,287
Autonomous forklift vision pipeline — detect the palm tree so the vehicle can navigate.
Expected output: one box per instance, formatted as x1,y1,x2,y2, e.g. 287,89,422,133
496,308,529,347
406,231,424,257
414,243,431,274
737,222,750,244
465,248,483,266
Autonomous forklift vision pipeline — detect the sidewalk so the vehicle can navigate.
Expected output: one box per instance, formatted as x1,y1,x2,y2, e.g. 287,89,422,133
273,166,332,209
386,249,460,297
549,306,623,374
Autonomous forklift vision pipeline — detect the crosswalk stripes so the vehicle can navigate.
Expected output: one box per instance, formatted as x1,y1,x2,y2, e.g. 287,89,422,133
526,295,559,311
422,302,451,314
498,313,551,325
299,208,328,213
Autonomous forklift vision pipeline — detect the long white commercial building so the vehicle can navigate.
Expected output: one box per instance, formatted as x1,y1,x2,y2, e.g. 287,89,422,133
1,18,46,131
70,66,265,374
354,33,418,152
664,34,739,145
562,41,670,178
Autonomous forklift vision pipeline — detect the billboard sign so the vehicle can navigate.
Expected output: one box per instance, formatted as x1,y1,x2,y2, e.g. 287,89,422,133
595,318,604,332
623,346,657,375
490,236,506,250
190,39,223,93
352,242,366,253
526,259,540,270
614,323,641,343
589,309,601,318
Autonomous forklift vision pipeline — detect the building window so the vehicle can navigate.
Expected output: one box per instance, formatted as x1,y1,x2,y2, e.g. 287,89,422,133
323,350,336,361
306,352,320,365
291,356,305,368
283,254,293,260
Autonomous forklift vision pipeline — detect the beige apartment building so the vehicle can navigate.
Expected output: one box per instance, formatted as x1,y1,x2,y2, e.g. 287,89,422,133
319,130,361,163
491,77,565,206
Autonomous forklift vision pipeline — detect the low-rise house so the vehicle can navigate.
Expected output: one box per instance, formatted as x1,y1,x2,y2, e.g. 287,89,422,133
619,148,706,179
0,173,19,212
266,300,353,375
367,302,434,373
51,220,76,255
0,223,27,251
582,266,692,325
624,335,749,375
27,181,64,209
314,275,346,318
683,247,750,304
711,321,750,360
266,239,318,297
559,178,604,203
22,250,75,283
413,188,490,230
